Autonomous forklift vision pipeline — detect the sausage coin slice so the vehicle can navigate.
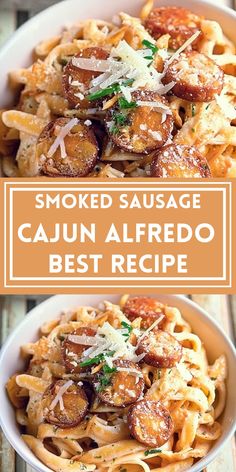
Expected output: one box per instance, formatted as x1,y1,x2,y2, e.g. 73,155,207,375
145,6,201,50
150,144,211,178
36,117,98,177
62,47,109,108
97,360,144,407
105,91,173,154
163,51,224,102
43,380,88,428
123,297,165,329
136,329,183,368
128,400,174,447
62,327,97,374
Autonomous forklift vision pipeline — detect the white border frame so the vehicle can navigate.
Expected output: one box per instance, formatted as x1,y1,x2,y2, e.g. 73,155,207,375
3,181,232,288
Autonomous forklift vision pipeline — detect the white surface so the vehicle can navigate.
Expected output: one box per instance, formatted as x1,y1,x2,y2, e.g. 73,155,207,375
0,294,235,472
0,0,236,107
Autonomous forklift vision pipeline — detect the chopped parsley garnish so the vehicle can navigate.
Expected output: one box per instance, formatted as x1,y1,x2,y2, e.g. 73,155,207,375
142,39,159,55
121,321,133,338
110,125,120,134
79,351,115,368
60,56,70,66
96,376,111,392
205,103,211,110
110,111,130,134
96,364,117,392
114,112,128,126
88,79,133,101
191,127,195,133
191,104,196,117
118,97,137,109
58,334,66,341
103,364,117,374
144,449,162,456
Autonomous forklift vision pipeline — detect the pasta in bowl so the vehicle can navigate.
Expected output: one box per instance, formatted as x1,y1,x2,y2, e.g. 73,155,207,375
0,0,236,178
2,294,235,472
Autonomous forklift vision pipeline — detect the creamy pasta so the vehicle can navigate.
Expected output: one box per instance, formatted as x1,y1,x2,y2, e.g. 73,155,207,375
0,1,236,178
6,296,227,472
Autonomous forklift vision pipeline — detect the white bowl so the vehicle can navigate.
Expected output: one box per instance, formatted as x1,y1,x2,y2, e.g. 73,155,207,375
0,0,236,108
0,294,235,472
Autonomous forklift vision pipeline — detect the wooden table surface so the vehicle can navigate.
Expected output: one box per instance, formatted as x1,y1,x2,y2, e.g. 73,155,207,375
0,295,236,472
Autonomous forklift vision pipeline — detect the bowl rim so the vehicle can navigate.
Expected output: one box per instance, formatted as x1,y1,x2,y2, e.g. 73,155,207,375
0,0,236,64
0,293,236,472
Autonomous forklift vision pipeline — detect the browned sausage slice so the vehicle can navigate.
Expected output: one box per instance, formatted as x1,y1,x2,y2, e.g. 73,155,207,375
105,91,173,154
136,329,183,368
43,380,88,428
145,7,201,50
123,297,165,330
62,47,109,108
62,327,97,374
150,144,211,178
97,360,144,407
36,117,98,177
163,51,224,102
128,400,174,447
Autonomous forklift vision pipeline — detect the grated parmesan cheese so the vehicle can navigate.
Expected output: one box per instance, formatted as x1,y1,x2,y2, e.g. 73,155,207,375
137,316,165,344
49,380,73,411
164,30,201,68
47,118,78,158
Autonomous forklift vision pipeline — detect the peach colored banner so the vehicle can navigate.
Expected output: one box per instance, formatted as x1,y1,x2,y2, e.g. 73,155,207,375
0,179,235,293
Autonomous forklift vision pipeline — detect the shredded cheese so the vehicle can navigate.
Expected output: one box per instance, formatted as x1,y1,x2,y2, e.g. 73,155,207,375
165,30,201,68
47,118,78,158
67,334,97,345
49,380,73,411
137,316,165,344
79,321,144,363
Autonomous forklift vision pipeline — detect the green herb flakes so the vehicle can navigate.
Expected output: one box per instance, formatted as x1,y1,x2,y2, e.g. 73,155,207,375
118,97,137,109
144,449,162,456
88,79,133,101
142,39,159,54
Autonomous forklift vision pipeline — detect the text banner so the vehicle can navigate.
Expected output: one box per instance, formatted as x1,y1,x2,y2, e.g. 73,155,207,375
0,179,235,293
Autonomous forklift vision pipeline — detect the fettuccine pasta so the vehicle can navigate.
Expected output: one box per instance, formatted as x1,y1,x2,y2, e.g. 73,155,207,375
1,0,236,178
6,296,227,472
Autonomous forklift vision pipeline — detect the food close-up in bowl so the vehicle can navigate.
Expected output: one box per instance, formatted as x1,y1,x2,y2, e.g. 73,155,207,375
1,0,236,178
1,294,236,472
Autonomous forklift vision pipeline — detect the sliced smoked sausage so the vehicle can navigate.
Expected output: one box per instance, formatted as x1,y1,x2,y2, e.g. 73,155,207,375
105,91,173,154
123,297,165,330
163,51,224,102
43,380,88,428
36,117,98,177
62,327,97,374
97,360,144,407
145,6,201,50
136,329,183,368
62,47,109,108
128,399,174,447
150,144,212,178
